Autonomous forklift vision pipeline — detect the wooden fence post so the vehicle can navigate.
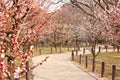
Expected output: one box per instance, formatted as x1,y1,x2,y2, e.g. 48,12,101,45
71,50,74,61
51,47,52,54
101,62,105,77
76,50,78,56
39,49,41,55
112,65,116,80
85,56,88,68
68,46,70,51
60,45,62,53
26,61,30,80
80,54,82,64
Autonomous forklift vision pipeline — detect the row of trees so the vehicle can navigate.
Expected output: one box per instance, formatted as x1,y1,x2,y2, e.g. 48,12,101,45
69,0,120,72
36,0,120,72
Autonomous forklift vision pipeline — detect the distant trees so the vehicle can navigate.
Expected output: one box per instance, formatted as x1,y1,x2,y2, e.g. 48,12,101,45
50,3,84,49
37,3,84,51
45,24,69,52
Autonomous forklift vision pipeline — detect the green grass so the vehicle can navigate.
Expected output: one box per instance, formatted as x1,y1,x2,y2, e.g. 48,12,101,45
74,52,120,80
33,47,73,56
88,52,120,67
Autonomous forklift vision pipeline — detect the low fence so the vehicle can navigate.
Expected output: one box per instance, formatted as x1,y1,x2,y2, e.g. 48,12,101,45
71,50,120,80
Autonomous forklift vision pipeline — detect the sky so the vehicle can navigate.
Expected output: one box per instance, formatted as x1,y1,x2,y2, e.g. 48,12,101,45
48,0,70,12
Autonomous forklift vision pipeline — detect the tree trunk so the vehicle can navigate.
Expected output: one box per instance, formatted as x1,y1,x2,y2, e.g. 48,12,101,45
117,46,119,53
78,41,80,51
92,57,96,72
26,61,30,80
91,46,96,72
55,46,57,52
105,46,108,52
0,73,2,80
76,40,79,51
60,45,62,53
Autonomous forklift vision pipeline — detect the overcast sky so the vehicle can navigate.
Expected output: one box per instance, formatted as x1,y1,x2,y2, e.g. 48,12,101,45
48,0,70,12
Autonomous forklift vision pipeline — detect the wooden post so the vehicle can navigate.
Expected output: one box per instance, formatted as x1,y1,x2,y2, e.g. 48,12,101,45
76,50,78,56
80,54,82,64
85,56,88,68
101,62,105,77
112,65,116,80
39,49,41,55
117,46,120,53
51,47,52,54
60,45,62,53
68,45,70,51
71,50,74,61
26,61,30,80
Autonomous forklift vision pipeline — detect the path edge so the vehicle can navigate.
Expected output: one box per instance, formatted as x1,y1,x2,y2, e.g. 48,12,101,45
73,62,105,80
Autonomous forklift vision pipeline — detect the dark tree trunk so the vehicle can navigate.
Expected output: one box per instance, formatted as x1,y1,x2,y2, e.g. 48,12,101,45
55,46,57,52
92,57,96,72
117,46,120,53
105,45,108,52
78,41,80,51
26,61,30,80
76,40,79,51
60,45,62,53
91,46,96,72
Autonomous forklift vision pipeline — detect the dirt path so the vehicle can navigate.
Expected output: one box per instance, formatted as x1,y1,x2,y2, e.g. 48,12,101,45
32,52,99,80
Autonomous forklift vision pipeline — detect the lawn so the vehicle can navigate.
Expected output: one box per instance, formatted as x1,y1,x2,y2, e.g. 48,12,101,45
33,47,73,56
74,52,120,80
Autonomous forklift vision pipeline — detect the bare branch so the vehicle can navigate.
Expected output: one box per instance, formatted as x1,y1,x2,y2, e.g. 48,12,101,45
70,0,96,18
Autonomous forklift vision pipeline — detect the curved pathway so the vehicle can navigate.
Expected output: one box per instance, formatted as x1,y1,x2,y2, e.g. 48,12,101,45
32,52,98,80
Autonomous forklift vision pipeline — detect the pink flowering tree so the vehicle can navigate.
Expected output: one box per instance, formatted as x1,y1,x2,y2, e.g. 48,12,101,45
70,0,120,72
0,0,63,79
70,0,120,52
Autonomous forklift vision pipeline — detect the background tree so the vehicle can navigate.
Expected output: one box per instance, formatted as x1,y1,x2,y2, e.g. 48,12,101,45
83,17,105,72
69,0,107,72
49,3,84,50
70,0,120,52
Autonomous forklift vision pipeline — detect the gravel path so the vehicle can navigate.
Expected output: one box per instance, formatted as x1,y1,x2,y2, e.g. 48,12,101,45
32,52,99,80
